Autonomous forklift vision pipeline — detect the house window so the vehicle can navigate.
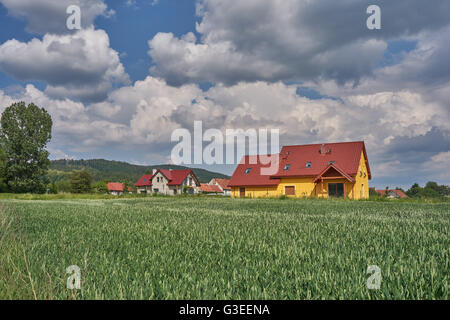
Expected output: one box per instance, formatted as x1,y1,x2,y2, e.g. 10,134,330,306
245,168,252,174
284,164,291,171
306,161,312,168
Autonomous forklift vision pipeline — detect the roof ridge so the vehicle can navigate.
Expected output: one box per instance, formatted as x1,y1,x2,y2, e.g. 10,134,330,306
283,141,364,148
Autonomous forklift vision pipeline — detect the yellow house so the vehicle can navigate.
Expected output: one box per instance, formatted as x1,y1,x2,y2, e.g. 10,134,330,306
229,141,371,199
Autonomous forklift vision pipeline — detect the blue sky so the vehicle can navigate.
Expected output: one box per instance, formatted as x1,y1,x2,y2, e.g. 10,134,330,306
0,0,449,189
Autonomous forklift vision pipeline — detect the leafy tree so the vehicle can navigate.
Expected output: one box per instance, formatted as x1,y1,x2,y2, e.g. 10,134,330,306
0,102,52,193
406,183,422,197
406,181,448,199
0,147,8,192
70,170,92,193
369,188,378,197
48,182,58,194
93,180,108,194
55,178,71,193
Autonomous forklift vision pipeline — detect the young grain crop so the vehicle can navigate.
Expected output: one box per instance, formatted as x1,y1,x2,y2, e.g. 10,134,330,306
0,197,448,299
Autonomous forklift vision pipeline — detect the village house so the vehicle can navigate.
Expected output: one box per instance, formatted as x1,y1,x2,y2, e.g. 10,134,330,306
200,184,223,194
209,178,231,196
107,182,125,196
229,141,371,199
135,169,200,195
375,189,408,199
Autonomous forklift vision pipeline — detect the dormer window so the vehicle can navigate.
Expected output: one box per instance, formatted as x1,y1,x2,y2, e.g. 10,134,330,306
306,161,312,168
284,164,291,171
245,168,252,174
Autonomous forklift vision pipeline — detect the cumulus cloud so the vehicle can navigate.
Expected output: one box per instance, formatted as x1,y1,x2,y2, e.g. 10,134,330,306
1,76,448,185
0,28,130,103
148,0,450,86
0,0,113,34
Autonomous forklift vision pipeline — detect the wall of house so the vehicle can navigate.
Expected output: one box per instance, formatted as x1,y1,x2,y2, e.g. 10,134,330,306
152,172,170,195
181,173,199,194
231,186,278,198
137,186,151,194
351,151,370,200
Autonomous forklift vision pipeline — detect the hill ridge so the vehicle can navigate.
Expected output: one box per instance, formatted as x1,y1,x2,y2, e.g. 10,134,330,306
50,159,230,184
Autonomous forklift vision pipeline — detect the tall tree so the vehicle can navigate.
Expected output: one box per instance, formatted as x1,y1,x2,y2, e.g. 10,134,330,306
0,147,7,192
70,170,92,194
0,102,52,193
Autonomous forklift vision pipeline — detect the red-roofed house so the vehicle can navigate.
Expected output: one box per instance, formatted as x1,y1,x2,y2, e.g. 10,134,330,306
107,182,125,196
135,174,153,194
375,189,408,199
209,178,231,196
200,184,223,194
135,169,200,195
229,141,371,199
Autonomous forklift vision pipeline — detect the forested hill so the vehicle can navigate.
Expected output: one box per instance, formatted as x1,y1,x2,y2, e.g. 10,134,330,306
50,159,230,184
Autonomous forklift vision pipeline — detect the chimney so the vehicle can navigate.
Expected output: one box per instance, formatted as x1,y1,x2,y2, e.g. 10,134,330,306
153,169,158,175
320,144,326,155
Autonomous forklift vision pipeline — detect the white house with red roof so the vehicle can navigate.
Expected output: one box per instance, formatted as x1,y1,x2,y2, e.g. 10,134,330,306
208,178,231,196
135,169,200,195
229,141,371,199
107,182,125,196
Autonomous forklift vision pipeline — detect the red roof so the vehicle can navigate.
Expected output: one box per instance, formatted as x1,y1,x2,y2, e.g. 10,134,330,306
229,155,281,187
229,141,370,187
135,174,153,187
313,163,356,183
107,182,124,192
155,169,199,186
273,141,371,179
200,184,223,193
376,189,408,198
212,178,231,190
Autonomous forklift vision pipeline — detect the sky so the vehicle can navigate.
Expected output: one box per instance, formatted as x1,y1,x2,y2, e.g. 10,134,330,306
0,0,449,189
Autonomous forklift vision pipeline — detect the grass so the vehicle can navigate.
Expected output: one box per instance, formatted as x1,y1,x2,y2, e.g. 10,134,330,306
0,197,448,300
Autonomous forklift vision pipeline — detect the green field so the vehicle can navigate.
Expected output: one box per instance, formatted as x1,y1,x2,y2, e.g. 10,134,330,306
0,197,448,300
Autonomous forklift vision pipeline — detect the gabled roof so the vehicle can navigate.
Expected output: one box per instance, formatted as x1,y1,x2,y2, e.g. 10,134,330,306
212,178,231,190
155,169,200,186
272,141,371,179
200,184,223,193
107,182,124,192
313,163,356,183
376,189,408,198
135,175,153,187
229,155,281,187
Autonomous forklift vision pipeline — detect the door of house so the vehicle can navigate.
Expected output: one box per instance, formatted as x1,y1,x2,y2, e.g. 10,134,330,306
285,186,295,196
328,183,344,197
240,188,245,198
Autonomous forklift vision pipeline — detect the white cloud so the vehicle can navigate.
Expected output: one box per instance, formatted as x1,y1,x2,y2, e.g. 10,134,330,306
148,0,450,86
1,78,448,183
0,28,130,103
0,0,112,34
